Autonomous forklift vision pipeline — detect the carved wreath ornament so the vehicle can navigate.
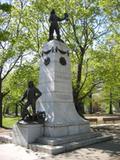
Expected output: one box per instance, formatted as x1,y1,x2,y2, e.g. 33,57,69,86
59,57,67,65
44,57,50,66
42,47,69,55
42,46,69,66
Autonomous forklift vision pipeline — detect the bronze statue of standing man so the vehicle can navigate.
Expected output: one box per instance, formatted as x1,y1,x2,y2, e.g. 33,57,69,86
20,81,42,121
49,9,68,41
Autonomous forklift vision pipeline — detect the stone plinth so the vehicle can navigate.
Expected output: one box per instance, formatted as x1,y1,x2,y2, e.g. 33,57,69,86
12,40,112,154
12,122,43,147
36,40,90,137
29,132,113,155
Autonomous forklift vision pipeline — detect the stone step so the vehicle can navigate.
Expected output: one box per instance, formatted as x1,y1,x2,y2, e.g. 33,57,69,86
29,134,113,155
36,132,101,146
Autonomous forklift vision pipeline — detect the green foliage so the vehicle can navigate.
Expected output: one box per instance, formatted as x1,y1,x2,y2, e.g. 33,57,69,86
0,30,10,42
88,32,120,112
0,3,12,13
3,63,39,112
99,0,120,21
0,0,119,116
3,117,20,128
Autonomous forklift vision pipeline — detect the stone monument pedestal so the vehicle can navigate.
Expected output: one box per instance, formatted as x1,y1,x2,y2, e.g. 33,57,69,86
12,122,43,147
13,40,112,154
36,40,90,137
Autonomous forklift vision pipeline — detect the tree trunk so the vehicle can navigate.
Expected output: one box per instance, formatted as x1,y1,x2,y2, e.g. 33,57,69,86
74,56,84,102
5,107,10,115
15,104,18,117
89,92,93,114
3,106,5,116
119,100,120,109
73,50,85,116
0,79,3,127
76,56,84,90
109,90,113,114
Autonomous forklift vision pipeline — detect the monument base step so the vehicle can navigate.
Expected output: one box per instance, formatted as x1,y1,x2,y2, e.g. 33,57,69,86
28,133,113,155
36,132,101,145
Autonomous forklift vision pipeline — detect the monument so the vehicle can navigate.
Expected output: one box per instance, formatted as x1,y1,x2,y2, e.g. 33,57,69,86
12,10,112,154
36,40,90,137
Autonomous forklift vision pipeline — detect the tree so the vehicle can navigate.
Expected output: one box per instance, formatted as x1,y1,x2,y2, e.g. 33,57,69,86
3,63,39,116
0,1,30,126
90,32,120,114
12,0,120,114
1,0,119,122
26,0,105,113
61,0,111,113
0,2,13,126
0,0,50,123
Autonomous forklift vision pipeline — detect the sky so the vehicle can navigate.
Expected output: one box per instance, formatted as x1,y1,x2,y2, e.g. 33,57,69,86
0,0,11,3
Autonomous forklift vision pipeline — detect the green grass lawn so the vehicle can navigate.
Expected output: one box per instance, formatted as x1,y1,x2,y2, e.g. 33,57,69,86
3,116,21,128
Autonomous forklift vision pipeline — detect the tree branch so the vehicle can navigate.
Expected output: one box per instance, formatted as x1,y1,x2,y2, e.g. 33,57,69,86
80,81,103,100
0,42,5,50
0,66,3,75
2,90,10,98
71,17,81,48
79,58,89,91
2,55,21,80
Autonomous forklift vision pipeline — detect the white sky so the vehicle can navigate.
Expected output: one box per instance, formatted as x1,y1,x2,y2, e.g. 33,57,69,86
1,0,11,3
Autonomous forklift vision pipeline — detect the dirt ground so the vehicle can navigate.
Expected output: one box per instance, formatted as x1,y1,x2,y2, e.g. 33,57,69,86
0,124,120,160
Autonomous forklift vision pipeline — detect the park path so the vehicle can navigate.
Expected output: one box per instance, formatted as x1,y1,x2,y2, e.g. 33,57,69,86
0,127,12,135
0,124,120,160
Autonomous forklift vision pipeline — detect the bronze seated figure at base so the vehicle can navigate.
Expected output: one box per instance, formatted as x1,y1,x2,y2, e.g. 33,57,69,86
19,81,45,123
